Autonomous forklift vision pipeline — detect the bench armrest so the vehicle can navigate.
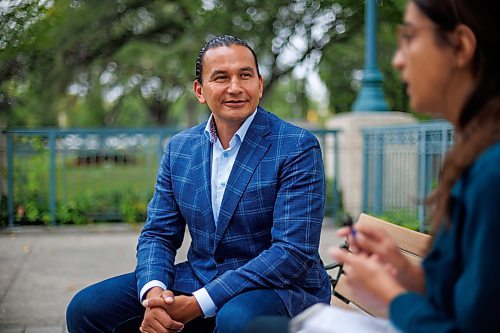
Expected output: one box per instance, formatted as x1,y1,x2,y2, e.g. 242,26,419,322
324,241,349,290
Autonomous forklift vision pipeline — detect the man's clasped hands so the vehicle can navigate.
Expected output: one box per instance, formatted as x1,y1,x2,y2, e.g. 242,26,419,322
140,287,202,333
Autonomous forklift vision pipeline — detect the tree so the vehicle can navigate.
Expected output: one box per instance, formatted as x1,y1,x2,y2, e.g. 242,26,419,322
1,0,407,128
1,0,199,126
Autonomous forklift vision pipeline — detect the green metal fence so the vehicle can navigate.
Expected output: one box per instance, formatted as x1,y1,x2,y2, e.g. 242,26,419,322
362,121,454,232
5,127,341,227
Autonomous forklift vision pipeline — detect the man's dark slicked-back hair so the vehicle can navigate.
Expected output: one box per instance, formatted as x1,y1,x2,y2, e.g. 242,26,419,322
195,35,261,85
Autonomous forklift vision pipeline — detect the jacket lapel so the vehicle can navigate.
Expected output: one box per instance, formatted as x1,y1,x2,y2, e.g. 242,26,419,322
214,108,271,246
191,126,216,230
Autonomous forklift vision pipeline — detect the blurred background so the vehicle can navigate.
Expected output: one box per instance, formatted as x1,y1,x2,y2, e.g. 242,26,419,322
2,0,448,232
0,0,409,128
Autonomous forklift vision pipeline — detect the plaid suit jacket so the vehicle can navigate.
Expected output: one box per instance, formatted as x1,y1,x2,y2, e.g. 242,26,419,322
135,107,331,316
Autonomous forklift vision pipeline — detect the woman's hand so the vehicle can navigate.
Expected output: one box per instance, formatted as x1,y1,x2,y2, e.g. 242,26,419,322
330,248,406,311
337,224,424,292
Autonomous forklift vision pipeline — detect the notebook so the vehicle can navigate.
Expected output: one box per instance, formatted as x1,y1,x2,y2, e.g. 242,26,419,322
290,304,402,333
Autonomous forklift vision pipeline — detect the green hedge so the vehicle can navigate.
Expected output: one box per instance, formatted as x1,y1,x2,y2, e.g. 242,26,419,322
9,148,154,225
375,210,421,231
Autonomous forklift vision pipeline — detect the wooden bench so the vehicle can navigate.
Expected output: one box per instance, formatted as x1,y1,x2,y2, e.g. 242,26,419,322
326,213,431,318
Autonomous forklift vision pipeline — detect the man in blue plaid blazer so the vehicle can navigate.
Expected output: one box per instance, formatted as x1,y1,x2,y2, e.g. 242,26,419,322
67,35,330,333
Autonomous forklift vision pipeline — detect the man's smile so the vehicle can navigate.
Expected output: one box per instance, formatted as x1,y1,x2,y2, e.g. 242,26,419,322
223,99,248,107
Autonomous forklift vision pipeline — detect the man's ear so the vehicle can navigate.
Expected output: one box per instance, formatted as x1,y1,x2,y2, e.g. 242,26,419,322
452,24,477,68
258,75,263,99
193,80,206,104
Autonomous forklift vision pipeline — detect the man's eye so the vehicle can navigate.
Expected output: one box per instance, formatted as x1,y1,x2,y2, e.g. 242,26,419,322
214,76,227,81
241,73,253,78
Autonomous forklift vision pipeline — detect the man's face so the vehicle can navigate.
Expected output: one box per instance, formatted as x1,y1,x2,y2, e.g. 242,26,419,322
193,45,263,130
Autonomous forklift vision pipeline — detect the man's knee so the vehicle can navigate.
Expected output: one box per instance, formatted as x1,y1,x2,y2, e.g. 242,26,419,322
215,290,289,333
66,273,141,332
216,302,253,333
66,288,96,332
66,282,118,332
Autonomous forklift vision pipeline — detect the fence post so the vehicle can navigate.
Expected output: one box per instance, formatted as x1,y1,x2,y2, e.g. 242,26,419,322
49,131,56,225
332,131,340,222
361,131,369,213
417,127,427,232
0,122,7,225
373,131,384,215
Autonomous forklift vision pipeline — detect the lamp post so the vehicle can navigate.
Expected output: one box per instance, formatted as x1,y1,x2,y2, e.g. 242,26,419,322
352,0,389,112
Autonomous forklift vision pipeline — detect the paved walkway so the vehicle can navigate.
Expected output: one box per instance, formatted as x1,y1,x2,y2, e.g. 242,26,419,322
0,223,342,333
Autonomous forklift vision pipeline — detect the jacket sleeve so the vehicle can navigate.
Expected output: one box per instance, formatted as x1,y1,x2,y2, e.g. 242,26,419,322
390,155,500,333
204,133,326,308
135,140,186,299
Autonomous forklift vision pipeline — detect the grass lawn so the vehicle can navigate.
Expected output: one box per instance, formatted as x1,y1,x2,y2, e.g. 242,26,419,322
13,151,160,223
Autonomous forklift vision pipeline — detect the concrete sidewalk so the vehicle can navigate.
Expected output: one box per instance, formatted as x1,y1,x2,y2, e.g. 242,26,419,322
0,223,342,333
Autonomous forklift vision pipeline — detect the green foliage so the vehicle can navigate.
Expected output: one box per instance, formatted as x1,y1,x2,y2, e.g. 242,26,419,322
54,190,149,225
119,191,149,223
1,0,411,129
1,0,416,225
325,177,343,221
261,77,309,120
0,195,8,227
375,210,421,231
320,0,406,114
12,148,154,225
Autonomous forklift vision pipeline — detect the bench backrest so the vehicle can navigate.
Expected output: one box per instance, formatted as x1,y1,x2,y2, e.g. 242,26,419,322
330,213,431,317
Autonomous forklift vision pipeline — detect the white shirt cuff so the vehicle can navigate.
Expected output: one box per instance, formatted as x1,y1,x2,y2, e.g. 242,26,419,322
193,287,217,317
139,280,167,301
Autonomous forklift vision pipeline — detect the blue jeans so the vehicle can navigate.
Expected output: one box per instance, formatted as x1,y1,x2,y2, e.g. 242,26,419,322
66,272,289,333
243,316,290,333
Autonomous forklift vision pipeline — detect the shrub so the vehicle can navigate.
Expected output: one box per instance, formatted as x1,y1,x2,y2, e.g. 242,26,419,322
325,177,344,224
0,195,7,227
376,210,422,231
12,149,154,225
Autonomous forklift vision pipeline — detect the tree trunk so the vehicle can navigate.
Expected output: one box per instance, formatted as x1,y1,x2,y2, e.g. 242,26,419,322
149,99,168,126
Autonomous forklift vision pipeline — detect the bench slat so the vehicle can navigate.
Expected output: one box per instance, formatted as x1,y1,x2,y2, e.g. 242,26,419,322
356,214,430,257
402,249,423,265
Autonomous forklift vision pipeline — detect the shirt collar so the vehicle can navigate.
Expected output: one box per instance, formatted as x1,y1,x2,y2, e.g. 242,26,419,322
204,109,257,144
204,115,218,144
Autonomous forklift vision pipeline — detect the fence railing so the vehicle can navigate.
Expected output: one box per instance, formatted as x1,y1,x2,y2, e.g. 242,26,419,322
5,127,341,227
362,121,454,232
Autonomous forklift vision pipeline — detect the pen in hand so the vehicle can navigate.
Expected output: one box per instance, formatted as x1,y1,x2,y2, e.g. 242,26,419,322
342,215,356,239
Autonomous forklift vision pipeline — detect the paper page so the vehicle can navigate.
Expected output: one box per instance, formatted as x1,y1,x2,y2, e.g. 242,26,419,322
290,304,402,333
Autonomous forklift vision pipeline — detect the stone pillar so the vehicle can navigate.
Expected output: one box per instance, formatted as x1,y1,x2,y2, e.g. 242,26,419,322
326,111,417,218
